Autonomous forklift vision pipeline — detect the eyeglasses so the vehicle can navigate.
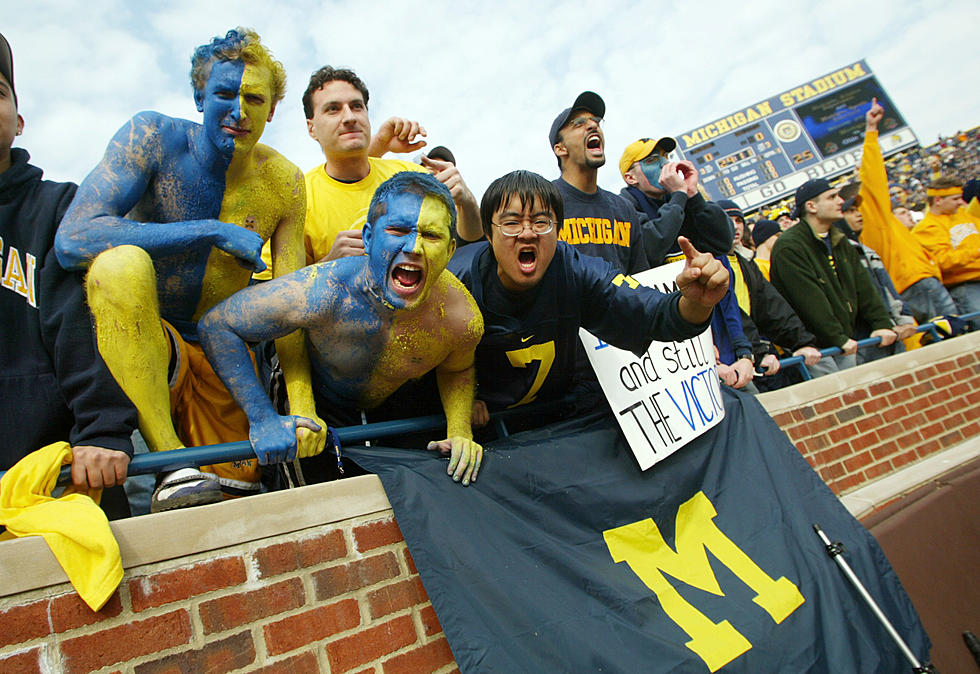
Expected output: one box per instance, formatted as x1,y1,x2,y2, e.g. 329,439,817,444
491,217,555,237
568,115,602,130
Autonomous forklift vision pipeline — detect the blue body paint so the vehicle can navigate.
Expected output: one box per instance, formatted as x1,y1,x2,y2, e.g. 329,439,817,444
640,155,668,192
54,57,273,338
363,190,424,309
199,173,469,463
197,60,246,158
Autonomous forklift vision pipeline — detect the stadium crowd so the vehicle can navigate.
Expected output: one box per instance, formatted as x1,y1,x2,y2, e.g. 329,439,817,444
1,27,977,520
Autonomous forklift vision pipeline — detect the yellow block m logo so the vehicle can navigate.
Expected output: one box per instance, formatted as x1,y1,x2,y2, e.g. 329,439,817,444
604,491,805,671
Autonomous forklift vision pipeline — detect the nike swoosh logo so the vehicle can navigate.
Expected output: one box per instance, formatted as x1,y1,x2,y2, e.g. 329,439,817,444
520,335,534,343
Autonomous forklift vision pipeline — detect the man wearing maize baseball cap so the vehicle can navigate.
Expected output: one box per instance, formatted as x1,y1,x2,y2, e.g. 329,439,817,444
618,136,732,264
549,91,649,274
770,178,897,373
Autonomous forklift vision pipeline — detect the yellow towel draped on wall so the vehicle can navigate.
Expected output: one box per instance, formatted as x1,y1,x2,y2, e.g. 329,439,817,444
0,442,123,611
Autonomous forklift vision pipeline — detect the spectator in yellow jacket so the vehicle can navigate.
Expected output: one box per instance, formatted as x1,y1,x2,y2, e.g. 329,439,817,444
912,175,980,328
859,99,958,323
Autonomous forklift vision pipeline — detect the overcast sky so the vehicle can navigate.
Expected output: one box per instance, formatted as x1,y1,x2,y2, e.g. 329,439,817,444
6,0,979,200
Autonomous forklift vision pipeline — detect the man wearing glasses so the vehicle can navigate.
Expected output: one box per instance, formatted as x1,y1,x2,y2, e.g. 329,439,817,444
449,171,728,427
618,137,733,265
550,92,650,275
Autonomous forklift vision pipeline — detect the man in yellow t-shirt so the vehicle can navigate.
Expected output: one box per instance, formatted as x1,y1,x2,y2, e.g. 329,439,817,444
298,66,482,266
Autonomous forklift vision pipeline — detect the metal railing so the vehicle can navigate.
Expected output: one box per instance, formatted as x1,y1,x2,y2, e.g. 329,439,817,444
0,398,572,485
777,311,978,381
1,313,975,485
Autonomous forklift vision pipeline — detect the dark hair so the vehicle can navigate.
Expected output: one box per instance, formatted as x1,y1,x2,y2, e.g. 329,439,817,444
926,175,963,206
367,172,457,234
302,66,369,119
480,170,563,238
553,128,566,170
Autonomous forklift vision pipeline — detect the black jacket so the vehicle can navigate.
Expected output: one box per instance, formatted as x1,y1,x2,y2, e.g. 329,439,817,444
619,186,734,261
731,252,817,354
0,148,136,469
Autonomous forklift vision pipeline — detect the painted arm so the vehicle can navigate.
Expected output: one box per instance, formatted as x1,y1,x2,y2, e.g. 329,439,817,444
54,112,265,272
268,172,327,459
199,271,322,464
428,295,484,486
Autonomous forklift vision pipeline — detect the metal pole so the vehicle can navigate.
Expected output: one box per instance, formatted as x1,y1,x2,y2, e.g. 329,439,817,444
813,524,936,673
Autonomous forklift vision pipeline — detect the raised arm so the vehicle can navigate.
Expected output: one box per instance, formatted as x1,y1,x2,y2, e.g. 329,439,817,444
368,116,427,157
199,269,323,464
858,98,905,257
420,155,483,242
54,112,265,272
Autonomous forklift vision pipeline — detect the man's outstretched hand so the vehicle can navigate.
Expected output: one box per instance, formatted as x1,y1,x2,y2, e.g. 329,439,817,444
675,236,729,324
427,436,482,487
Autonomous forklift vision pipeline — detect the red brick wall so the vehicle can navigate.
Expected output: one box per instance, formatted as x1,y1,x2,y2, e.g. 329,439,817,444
2,340,977,672
768,351,980,495
0,517,457,674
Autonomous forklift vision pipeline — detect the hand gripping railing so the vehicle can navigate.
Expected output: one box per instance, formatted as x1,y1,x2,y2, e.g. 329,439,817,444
0,397,573,485
1,314,975,484
775,311,978,381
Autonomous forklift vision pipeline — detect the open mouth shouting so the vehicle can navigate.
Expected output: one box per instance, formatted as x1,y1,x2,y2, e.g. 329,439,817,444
390,262,425,298
586,131,603,156
517,246,538,275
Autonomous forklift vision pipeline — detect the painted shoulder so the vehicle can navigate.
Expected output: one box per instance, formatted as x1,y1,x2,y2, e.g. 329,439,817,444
125,110,193,148
439,270,484,340
253,143,302,175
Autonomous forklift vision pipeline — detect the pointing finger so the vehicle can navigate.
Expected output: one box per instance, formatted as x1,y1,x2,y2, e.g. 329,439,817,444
677,236,700,261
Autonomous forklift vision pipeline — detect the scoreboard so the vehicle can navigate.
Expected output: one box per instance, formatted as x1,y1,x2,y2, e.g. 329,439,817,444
672,60,918,212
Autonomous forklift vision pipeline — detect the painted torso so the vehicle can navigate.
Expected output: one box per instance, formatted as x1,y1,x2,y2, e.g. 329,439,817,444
122,115,294,322
303,260,480,410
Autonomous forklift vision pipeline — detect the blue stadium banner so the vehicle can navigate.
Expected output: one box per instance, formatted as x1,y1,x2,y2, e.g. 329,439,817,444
345,390,930,672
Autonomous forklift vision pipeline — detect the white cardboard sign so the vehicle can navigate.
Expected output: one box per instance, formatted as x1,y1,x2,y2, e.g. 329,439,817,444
579,261,724,470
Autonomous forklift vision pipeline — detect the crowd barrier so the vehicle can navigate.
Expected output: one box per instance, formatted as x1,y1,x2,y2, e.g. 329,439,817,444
1,312,976,486
779,310,979,381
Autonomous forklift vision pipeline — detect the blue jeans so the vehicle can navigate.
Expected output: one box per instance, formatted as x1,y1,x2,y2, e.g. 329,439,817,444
900,276,958,323
947,280,980,330
806,352,856,378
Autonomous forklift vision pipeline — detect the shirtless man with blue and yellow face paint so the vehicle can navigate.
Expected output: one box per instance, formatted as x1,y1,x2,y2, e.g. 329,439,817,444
200,172,485,486
54,28,325,510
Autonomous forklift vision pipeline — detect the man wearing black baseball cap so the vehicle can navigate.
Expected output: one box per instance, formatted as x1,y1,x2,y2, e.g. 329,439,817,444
769,178,897,374
0,31,137,517
549,91,649,275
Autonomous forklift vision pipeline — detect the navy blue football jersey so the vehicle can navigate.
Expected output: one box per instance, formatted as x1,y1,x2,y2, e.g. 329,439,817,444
448,241,705,411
